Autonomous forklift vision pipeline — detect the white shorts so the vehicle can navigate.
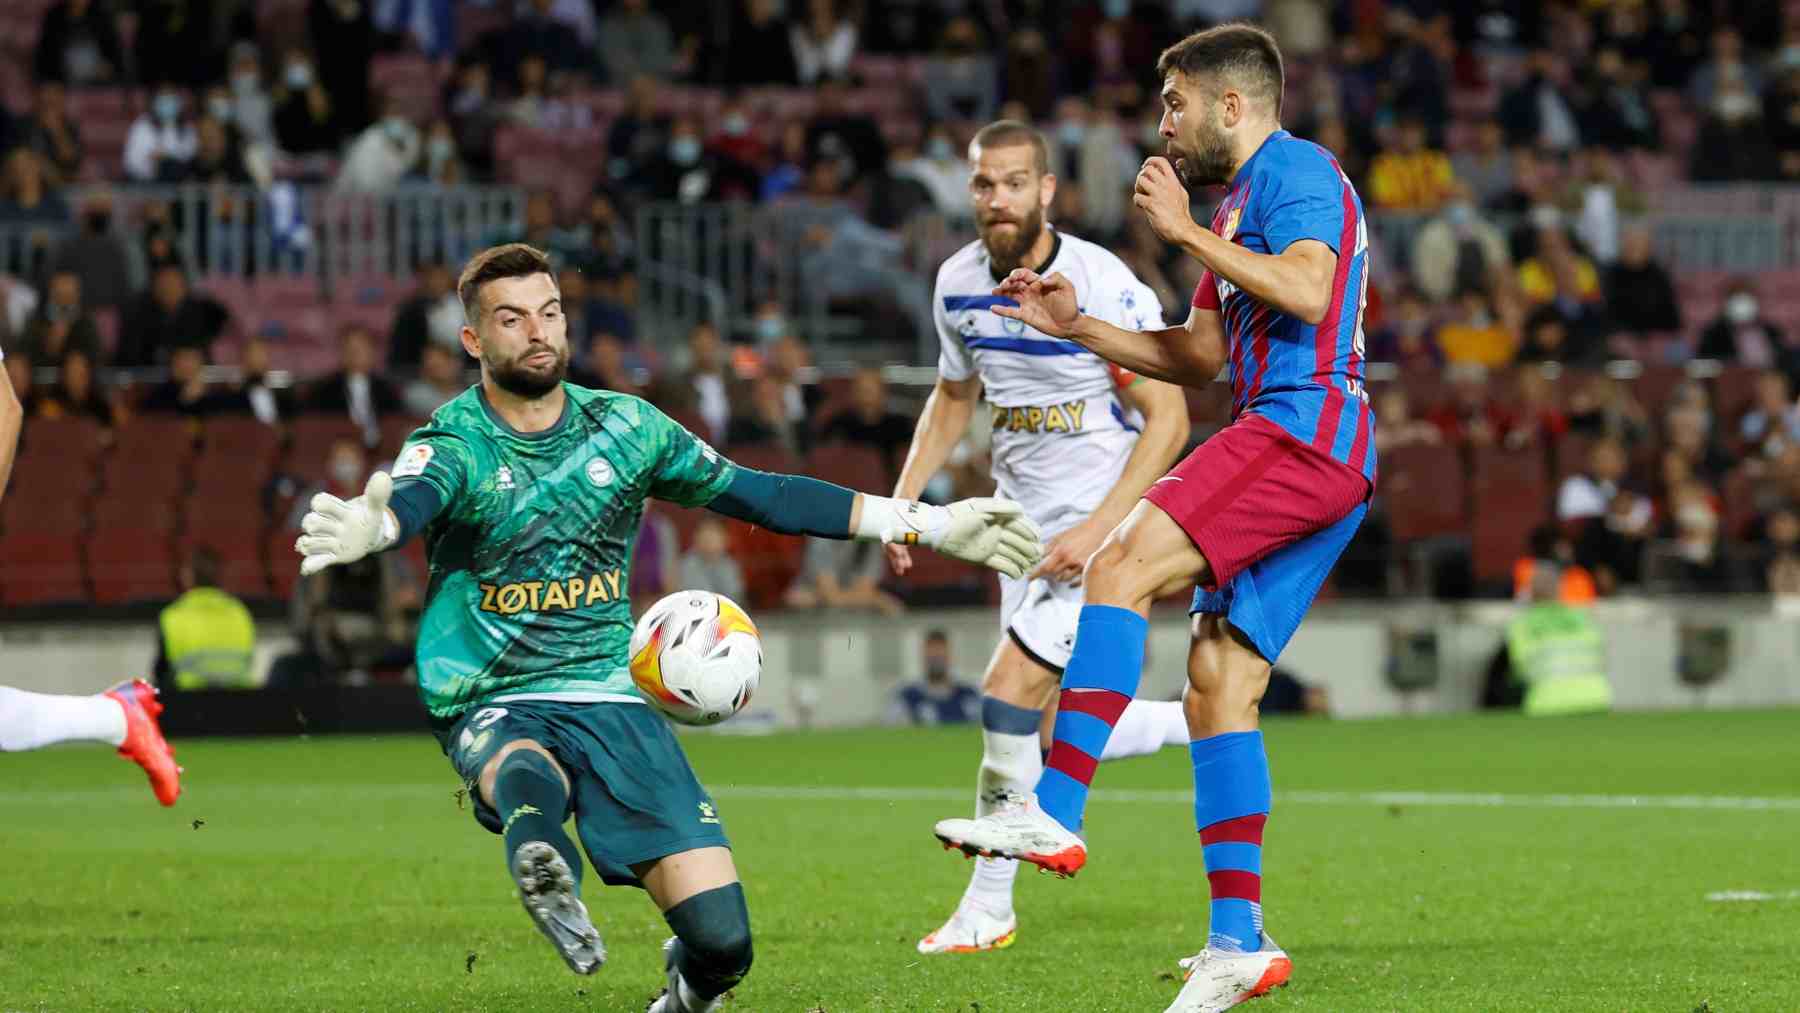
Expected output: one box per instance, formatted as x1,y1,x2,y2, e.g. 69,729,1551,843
999,573,1083,671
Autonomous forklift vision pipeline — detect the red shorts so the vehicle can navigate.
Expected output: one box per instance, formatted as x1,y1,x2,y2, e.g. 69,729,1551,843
1144,413,1372,592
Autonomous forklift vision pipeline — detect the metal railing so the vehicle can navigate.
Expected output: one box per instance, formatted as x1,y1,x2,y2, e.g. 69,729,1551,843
634,202,934,357
0,184,526,290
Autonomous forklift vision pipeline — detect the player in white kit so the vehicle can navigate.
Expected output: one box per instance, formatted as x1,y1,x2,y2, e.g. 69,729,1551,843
889,121,1192,954
0,340,182,806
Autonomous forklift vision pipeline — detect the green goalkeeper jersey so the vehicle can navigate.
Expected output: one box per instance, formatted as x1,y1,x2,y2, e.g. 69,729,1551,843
393,384,736,722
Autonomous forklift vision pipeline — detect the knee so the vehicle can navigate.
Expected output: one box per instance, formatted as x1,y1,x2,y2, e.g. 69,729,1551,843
478,739,560,807
1080,536,1137,603
675,894,754,993
692,918,754,977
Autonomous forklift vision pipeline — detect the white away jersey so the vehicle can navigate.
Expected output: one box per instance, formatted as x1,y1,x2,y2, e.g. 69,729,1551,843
932,229,1165,539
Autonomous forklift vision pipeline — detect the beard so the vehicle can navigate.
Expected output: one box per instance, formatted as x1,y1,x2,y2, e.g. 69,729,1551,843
978,202,1046,275
487,342,568,398
1171,112,1235,188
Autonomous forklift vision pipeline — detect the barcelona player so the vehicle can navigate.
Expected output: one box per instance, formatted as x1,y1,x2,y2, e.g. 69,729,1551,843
932,23,1373,1012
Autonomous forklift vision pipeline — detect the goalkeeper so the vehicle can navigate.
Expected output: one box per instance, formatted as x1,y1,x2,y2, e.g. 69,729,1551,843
294,244,1042,1012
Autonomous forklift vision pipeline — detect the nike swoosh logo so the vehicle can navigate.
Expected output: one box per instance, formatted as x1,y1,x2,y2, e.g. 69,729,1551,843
1154,475,1183,484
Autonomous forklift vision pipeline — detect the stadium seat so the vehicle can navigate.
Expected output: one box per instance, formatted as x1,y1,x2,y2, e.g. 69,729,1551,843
1719,468,1760,541
200,415,284,467
721,443,801,476
98,451,190,504
806,443,888,488
726,520,804,611
7,449,98,508
378,414,427,458
175,531,271,601
264,528,303,601
895,549,989,603
1381,444,1465,541
1468,446,1551,586
84,530,177,604
1554,433,1595,484
184,480,274,535
289,417,375,469
1714,365,1764,421
110,416,200,465
0,532,87,606
19,416,106,462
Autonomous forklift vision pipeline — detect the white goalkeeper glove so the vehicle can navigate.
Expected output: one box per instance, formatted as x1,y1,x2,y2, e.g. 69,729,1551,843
855,496,1044,579
294,471,399,576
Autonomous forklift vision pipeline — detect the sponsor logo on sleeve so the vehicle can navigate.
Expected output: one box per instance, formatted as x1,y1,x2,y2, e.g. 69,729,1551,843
393,443,435,478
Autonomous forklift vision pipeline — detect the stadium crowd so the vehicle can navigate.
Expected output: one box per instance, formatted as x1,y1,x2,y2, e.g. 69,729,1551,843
6,0,1800,630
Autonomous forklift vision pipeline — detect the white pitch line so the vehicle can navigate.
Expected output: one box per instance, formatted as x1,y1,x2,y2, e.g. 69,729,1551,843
708,786,1800,813
1,784,1797,813
1705,889,1800,902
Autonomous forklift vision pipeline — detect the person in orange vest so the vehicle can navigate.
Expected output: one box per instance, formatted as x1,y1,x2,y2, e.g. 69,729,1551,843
1514,526,1596,604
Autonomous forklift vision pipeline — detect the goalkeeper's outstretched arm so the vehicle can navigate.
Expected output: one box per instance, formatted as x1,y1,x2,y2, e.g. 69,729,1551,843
703,468,1045,580
294,466,1045,580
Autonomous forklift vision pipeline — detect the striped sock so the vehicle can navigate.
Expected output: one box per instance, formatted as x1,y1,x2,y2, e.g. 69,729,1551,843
1035,605,1147,832
1192,731,1272,953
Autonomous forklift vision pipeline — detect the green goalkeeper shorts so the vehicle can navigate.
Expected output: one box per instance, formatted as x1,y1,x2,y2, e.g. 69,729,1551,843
436,699,730,887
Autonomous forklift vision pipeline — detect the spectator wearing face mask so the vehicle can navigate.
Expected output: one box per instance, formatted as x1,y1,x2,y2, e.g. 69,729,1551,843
123,87,198,182
50,194,133,313
1646,481,1743,593
1695,279,1791,371
225,42,276,150
18,269,100,366
334,99,421,193
273,49,341,156
1411,184,1510,304
894,126,970,220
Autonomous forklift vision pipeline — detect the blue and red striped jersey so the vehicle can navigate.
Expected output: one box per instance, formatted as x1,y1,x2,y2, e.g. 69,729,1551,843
1191,130,1376,483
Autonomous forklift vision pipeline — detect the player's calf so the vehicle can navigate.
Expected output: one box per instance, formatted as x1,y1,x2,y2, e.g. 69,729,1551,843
490,746,603,974
651,883,754,1012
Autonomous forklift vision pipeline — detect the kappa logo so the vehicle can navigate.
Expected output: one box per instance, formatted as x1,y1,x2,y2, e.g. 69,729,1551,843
585,457,614,487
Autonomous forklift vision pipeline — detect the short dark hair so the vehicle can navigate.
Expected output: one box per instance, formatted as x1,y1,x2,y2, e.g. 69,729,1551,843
457,243,554,321
188,545,222,587
1156,22,1284,118
970,119,1049,175
924,629,949,645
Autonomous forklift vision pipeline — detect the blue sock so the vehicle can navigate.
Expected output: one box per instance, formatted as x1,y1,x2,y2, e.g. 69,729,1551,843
1192,731,1272,952
1035,605,1147,832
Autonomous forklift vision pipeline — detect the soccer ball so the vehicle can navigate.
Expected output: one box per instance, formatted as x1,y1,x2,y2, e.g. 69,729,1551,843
628,590,762,726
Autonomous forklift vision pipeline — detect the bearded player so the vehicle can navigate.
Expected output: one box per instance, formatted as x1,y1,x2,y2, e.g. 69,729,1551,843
292,244,1041,1011
891,120,1193,956
932,25,1374,1012
0,340,181,806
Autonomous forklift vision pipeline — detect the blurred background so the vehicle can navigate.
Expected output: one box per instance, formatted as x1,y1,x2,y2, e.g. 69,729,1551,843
3,0,1799,726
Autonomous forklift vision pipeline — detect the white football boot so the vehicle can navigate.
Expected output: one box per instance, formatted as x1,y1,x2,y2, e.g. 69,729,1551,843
932,790,1087,878
916,899,1019,954
1163,933,1292,1013
511,842,605,975
646,936,722,1013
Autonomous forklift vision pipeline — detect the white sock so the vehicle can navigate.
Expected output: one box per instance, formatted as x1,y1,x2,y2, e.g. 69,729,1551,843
0,685,128,751
963,706,1043,916
1100,698,1188,761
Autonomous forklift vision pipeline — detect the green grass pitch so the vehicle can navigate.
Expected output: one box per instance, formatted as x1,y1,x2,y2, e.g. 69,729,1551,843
2,709,1797,1011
